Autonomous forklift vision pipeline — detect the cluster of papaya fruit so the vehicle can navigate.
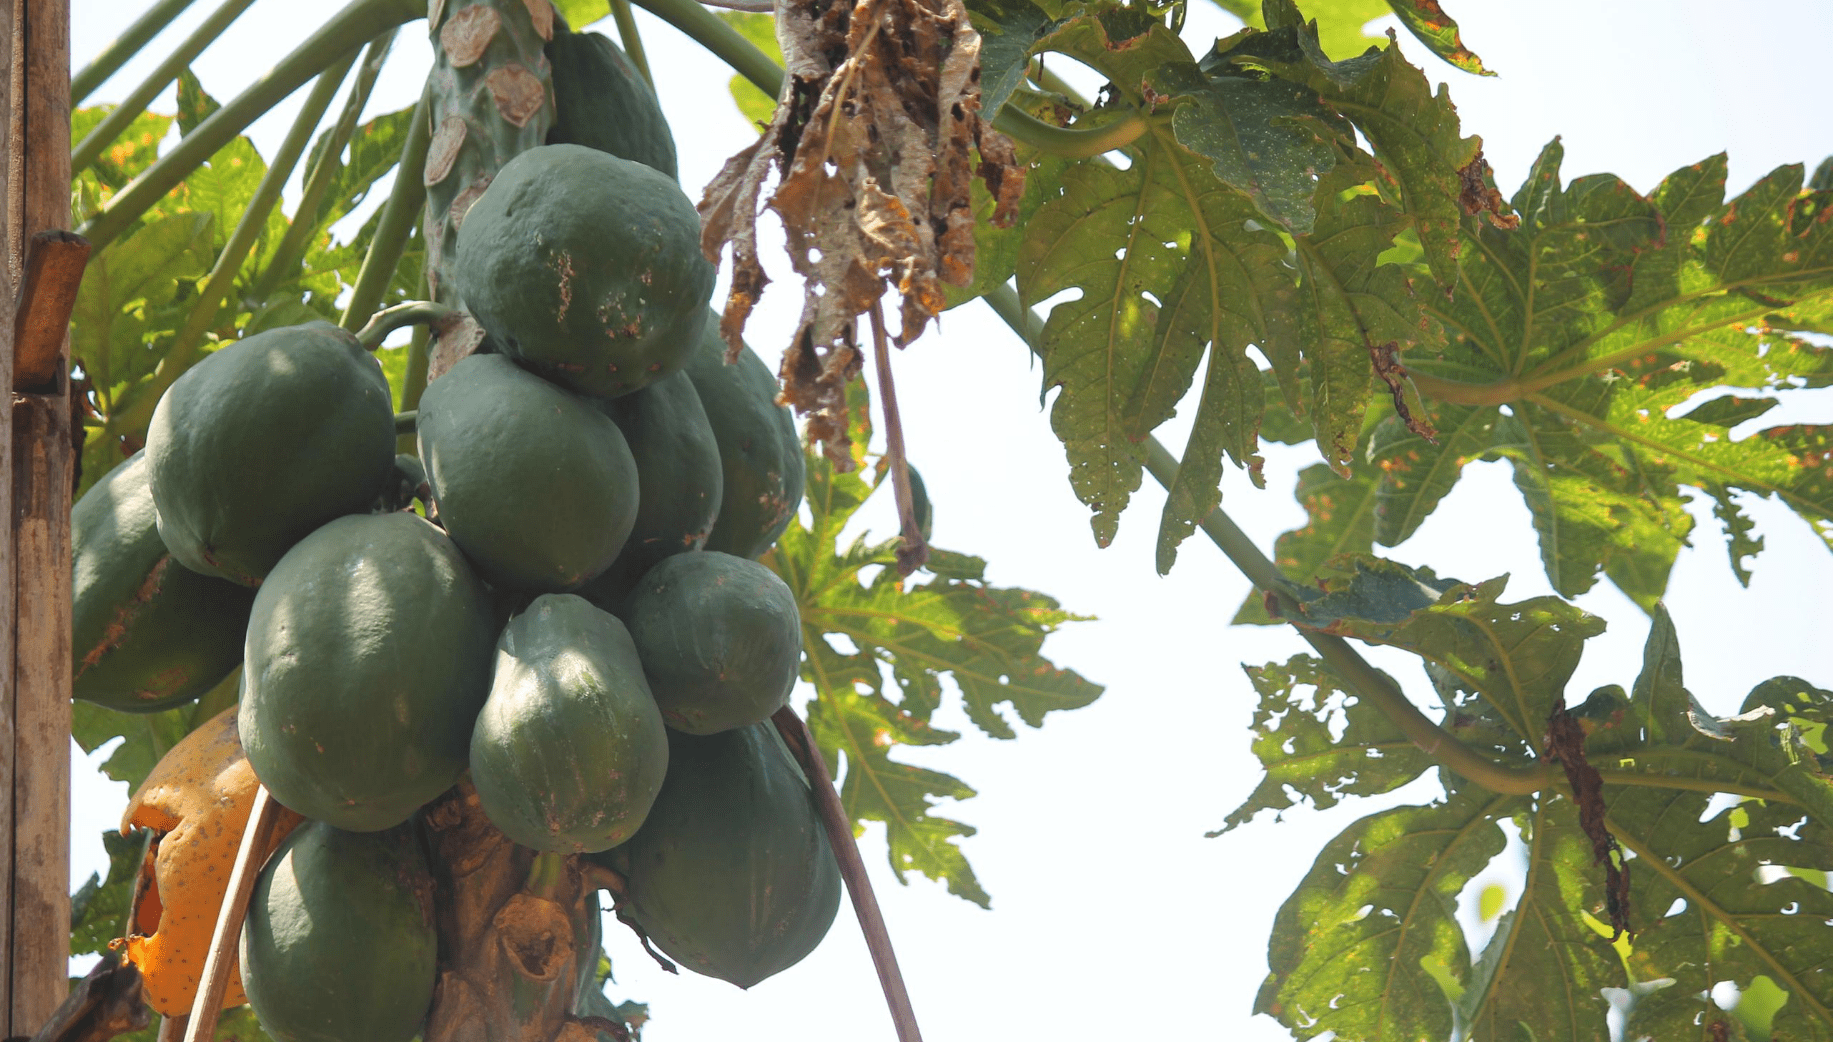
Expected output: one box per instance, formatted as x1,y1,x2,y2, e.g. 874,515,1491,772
72,29,840,1042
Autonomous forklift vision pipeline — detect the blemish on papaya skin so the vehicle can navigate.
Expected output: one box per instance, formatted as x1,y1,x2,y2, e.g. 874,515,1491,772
80,556,172,674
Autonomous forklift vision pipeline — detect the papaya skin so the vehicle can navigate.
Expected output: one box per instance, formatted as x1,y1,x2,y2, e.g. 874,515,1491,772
72,452,254,713
118,705,303,1016
453,144,713,399
681,319,806,560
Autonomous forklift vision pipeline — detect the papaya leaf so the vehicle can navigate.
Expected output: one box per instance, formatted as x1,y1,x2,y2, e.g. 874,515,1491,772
315,104,417,237
1204,0,1392,62
69,829,147,957
70,702,192,792
1230,460,1378,624
1299,564,1606,750
766,383,1101,906
1382,0,1492,76
175,67,220,136
715,11,782,129
1613,786,1833,1041
965,0,1065,117
1367,402,1498,546
73,107,174,195
1393,146,1833,603
1455,795,1622,1042
1240,0,1485,289
1214,654,1439,832
1255,792,1518,1042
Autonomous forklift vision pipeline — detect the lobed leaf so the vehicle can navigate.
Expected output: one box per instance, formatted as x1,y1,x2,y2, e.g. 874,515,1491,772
1382,0,1493,76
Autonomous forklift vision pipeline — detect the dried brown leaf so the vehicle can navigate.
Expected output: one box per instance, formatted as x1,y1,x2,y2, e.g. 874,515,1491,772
697,0,1024,467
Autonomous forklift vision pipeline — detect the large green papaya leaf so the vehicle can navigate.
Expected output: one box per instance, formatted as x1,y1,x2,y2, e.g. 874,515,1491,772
764,383,1101,906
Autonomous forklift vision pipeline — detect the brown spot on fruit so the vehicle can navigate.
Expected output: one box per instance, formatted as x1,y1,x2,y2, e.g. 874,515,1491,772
425,116,468,186
487,64,547,128
523,0,554,40
440,5,501,68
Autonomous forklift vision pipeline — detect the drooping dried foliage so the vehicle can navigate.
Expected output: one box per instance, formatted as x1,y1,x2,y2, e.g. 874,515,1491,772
698,0,1022,465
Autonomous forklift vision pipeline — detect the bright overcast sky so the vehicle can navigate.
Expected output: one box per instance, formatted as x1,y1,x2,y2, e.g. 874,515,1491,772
66,1,1833,1039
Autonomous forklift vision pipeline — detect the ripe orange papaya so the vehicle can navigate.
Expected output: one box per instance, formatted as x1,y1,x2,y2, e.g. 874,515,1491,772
118,706,303,1016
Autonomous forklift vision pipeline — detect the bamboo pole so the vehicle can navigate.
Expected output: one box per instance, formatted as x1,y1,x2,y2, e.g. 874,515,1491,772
183,785,284,1042
0,0,74,1032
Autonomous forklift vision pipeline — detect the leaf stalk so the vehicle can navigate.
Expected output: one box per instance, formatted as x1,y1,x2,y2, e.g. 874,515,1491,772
338,83,432,330
992,106,1149,160
355,299,456,350
629,0,784,97
70,0,199,105
77,0,425,250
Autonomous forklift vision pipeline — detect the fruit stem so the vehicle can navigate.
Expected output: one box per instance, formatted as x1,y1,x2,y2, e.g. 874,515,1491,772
182,785,284,1042
103,46,364,442
980,283,1549,798
356,299,457,350
250,28,401,303
629,0,783,98
393,410,417,434
69,0,197,105
991,105,1148,160
524,851,566,900
610,0,654,89
770,706,925,1042
339,81,432,331
76,0,426,250
867,303,929,574
70,0,260,173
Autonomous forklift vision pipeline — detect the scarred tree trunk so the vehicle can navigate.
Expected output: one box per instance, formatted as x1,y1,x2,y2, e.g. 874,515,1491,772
417,7,613,1042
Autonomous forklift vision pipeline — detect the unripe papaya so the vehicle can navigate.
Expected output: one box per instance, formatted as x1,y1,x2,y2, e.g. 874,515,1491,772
72,453,254,712
546,31,677,180
594,724,840,988
145,321,395,586
453,144,713,399
418,353,640,592
681,320,805,559
240,513,496,831
622,552,801,735
240,821,437,1042
579,371,723,611
470,594,669,853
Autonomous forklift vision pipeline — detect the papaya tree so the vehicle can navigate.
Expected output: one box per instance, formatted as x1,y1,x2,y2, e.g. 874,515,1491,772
48,0,1833,1039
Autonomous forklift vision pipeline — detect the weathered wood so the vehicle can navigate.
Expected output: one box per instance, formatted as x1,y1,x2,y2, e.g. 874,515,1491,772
153,1015,186,1042
24,954,149,1042
11,231,90,391
9,391,72,1035
181,786,282,1042
0,0,73,1031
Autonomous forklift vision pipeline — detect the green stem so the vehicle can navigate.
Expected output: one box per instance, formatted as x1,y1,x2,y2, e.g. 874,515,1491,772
628,0,782,97
982,283,1546,797
1032,64,1087,107
397,271,433,452
610,0,654,88
356,300,455,350
249,28,399,303
76,0,425,251
993,106,1148,159
71,0,261,175
525,851,566,900
1406,369,1522,407
105,49,362,441
338,84,432,331
70,0,200,105
394,410,417,435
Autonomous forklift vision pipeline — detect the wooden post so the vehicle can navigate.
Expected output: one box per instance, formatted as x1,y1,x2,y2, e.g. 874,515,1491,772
1,0,76,1033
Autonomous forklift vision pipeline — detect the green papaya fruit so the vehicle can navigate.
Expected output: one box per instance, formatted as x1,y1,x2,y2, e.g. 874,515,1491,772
682,321,805,559
241,821,436,1042
907,463,934,541
622,552,800,735
241,512,496,831
418,353,640,592
470,594,669,853
454,144,713,399
595,724,840,988
579,371,723,611
71,453,255,712
546,31,677,180
145,321,395,586
372,453,427,513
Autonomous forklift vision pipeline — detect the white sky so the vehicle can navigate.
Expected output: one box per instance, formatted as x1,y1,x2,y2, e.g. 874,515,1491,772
65,0,1833,1039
